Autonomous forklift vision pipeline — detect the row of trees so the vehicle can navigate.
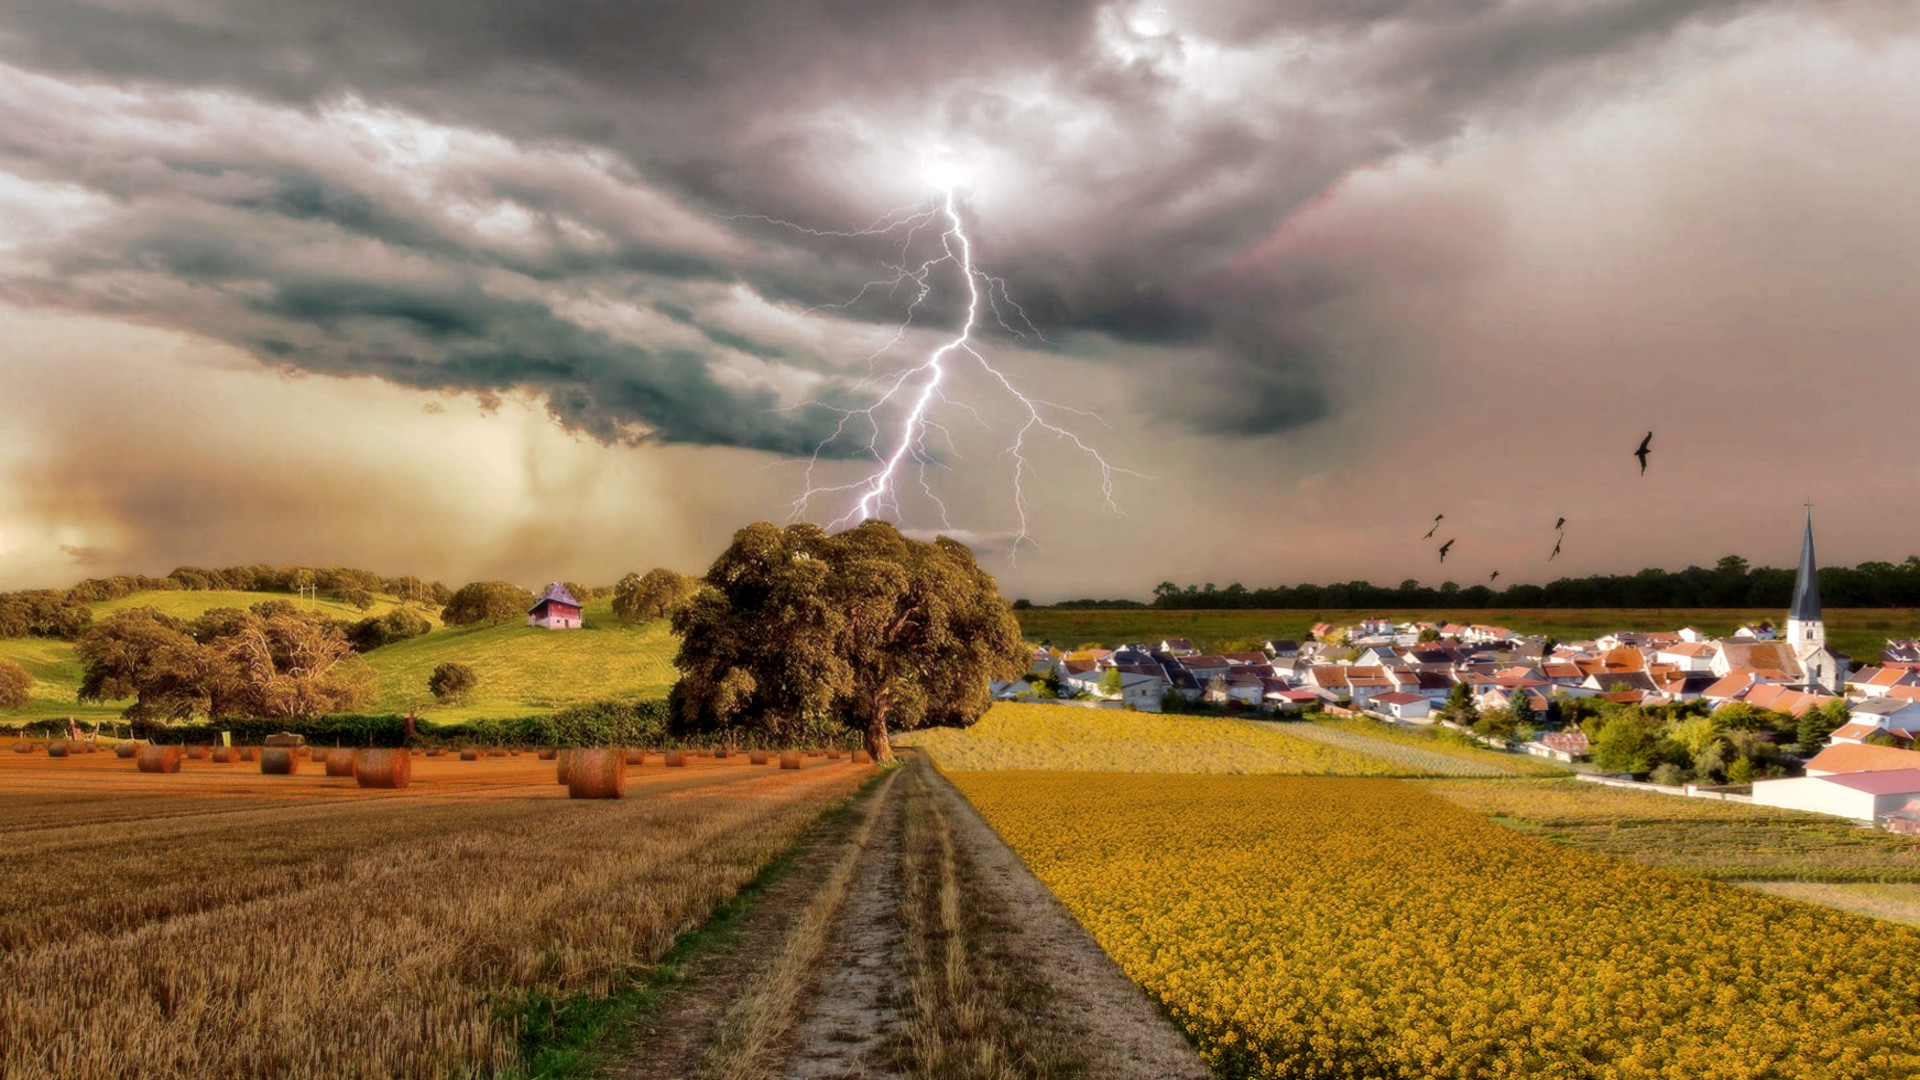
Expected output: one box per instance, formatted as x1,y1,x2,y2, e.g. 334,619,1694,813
0,565,455,640
1145,554,1920,610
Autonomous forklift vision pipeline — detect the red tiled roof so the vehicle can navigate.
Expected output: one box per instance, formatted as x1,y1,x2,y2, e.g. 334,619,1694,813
1373,692,1426,706
1541,731,1590,754
1804,743,1920,775
1823,769,1920,796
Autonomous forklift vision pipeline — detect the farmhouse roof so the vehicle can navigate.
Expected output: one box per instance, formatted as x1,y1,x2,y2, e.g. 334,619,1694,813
1373,691,1426,706
529,582,581,612
1804,743,1920,775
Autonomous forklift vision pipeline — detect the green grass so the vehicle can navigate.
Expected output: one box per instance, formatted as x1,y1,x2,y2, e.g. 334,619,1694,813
1419,777,1920,882
1014,607,1919,660
0,637,124,721
365,599,679,721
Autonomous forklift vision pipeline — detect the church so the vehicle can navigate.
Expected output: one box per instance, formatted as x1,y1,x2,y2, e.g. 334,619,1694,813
1786,511,1848,695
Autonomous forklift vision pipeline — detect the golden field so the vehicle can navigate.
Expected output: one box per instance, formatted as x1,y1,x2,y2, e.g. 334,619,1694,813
0,741,871,1080
952,771,1920,1080
896,702,1413,775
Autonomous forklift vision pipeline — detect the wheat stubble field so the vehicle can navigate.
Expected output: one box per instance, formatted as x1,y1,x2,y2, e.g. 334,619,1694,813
0,741,872,1080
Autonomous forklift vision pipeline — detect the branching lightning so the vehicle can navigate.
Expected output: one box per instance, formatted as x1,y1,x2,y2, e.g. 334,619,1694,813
762,187,1130,554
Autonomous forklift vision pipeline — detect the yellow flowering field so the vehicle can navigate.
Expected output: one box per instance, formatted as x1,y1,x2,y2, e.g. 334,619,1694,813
897,702,1412,774
953,771,1920,1079
1314,716,1571,777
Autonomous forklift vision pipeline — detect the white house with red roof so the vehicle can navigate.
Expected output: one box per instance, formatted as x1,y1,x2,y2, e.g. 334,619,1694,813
527,583,584,630
1753,768,1920,822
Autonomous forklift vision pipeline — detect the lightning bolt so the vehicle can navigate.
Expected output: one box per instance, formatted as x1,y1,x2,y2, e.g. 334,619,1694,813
763,187,1129,553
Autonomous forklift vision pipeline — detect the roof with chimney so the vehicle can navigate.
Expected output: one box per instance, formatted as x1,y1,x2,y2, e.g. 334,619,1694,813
1790,511,1822,622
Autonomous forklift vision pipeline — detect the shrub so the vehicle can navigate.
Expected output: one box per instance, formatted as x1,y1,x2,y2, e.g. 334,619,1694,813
440,582,535,627
347,608,432,652
0,658,31,710
1650,762,1689,787
428,662,478,704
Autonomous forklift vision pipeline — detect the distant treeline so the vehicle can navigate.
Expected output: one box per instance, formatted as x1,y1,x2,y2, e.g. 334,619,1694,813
1045,555,1920,610
0,565,452,639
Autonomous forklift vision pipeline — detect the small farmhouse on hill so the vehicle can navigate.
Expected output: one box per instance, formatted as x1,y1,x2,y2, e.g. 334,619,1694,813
527,583,583,630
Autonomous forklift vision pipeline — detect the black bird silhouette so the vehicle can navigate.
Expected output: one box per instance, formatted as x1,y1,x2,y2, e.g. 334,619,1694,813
1422,516,1443,540
1550,535,1563,561
1489,570,1500,583
1634,432,1652,475
1554,517,1566,531
1438,539,1455,563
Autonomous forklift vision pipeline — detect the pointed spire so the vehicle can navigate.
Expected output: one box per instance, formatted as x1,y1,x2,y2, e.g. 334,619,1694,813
1789,510,1821,623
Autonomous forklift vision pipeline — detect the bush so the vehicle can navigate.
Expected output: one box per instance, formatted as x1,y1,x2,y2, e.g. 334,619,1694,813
347,608,433,652
429,662,478,704
0,657,31,710
1649,762,1689,787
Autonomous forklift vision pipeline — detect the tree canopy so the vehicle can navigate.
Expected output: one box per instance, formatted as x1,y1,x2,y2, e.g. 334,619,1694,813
671,521,1027,760
0,657,31,711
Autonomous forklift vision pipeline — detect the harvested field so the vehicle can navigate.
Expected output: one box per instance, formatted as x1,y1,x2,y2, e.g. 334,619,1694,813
0,738,872,1080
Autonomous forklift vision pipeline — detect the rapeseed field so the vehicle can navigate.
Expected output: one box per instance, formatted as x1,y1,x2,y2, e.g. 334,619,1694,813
955,771,1920,1079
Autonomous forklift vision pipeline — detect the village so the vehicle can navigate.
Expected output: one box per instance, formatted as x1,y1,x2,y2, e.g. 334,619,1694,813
1004,516,1920,835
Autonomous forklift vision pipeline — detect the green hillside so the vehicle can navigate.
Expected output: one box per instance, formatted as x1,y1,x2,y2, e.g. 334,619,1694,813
0,590,678,724
364,599,678,721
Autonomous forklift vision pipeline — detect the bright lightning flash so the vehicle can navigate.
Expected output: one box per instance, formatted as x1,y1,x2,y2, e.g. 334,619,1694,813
769,188,1129,553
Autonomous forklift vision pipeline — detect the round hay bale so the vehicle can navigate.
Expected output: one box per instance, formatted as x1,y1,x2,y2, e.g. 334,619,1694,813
136,744,184,774
488,748,508,757
664,749,688,767
324,750,358,778
749,749,770,765
779,750,802,770
47,742,71,758
354,748,412,789
459,749,479,761
113,742,138,759
622,749,646,766
537,748,558,760
713,746,731,759
260,747,299,775
556,750,576,784
186,746,210,760
409,748,422,756
211,746,240,764
566,749,626,799
297,747,313,758
826,749,843,760
852,750,873,764
239,747,258,761
12,742,36,755
425,748,444,757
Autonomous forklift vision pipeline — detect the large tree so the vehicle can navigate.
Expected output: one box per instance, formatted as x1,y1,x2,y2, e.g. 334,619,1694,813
76,604,372,720
440,581,536,627
611,568,701,622
0,657,31,710
671,521,1027,760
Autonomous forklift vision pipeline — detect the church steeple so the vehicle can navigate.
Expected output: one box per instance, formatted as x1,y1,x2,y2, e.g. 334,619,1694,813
1789,510,1822,624
1787,506,1840,693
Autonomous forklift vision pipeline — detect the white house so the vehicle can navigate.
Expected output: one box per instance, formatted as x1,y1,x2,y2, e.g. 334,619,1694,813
1371,692,1432,721
1752,768,1920,822
1109,672,1165,711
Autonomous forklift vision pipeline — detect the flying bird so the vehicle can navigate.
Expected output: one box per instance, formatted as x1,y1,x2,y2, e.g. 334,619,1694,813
1550,536,1563,561
1554,517,1566,531
1438,539,1455,563
1634,432,1652,475
1489,570,1500,583
1422,514,1443,540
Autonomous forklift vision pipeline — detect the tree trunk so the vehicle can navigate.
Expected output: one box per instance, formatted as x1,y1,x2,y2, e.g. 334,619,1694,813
866,699,895,763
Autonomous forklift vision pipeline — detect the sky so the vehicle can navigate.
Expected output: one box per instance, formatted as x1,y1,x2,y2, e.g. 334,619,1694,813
1,0,1917,600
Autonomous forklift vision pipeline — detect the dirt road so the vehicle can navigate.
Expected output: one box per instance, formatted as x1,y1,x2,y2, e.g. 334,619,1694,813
604,754,1209,1080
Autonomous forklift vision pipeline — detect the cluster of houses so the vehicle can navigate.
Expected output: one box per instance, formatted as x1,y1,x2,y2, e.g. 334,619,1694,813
1000,514,1920,831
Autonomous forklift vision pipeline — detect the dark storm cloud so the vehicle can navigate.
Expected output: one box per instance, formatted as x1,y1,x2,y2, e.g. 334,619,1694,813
0,0,1800,447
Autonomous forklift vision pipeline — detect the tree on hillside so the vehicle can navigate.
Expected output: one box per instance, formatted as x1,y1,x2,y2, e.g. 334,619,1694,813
0,657,31,710
76,605,370,720
612,568,701,622
563,581,595,604
671,521,1027,760
347,607,432,652
440,581,536,627
429,662,479,705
